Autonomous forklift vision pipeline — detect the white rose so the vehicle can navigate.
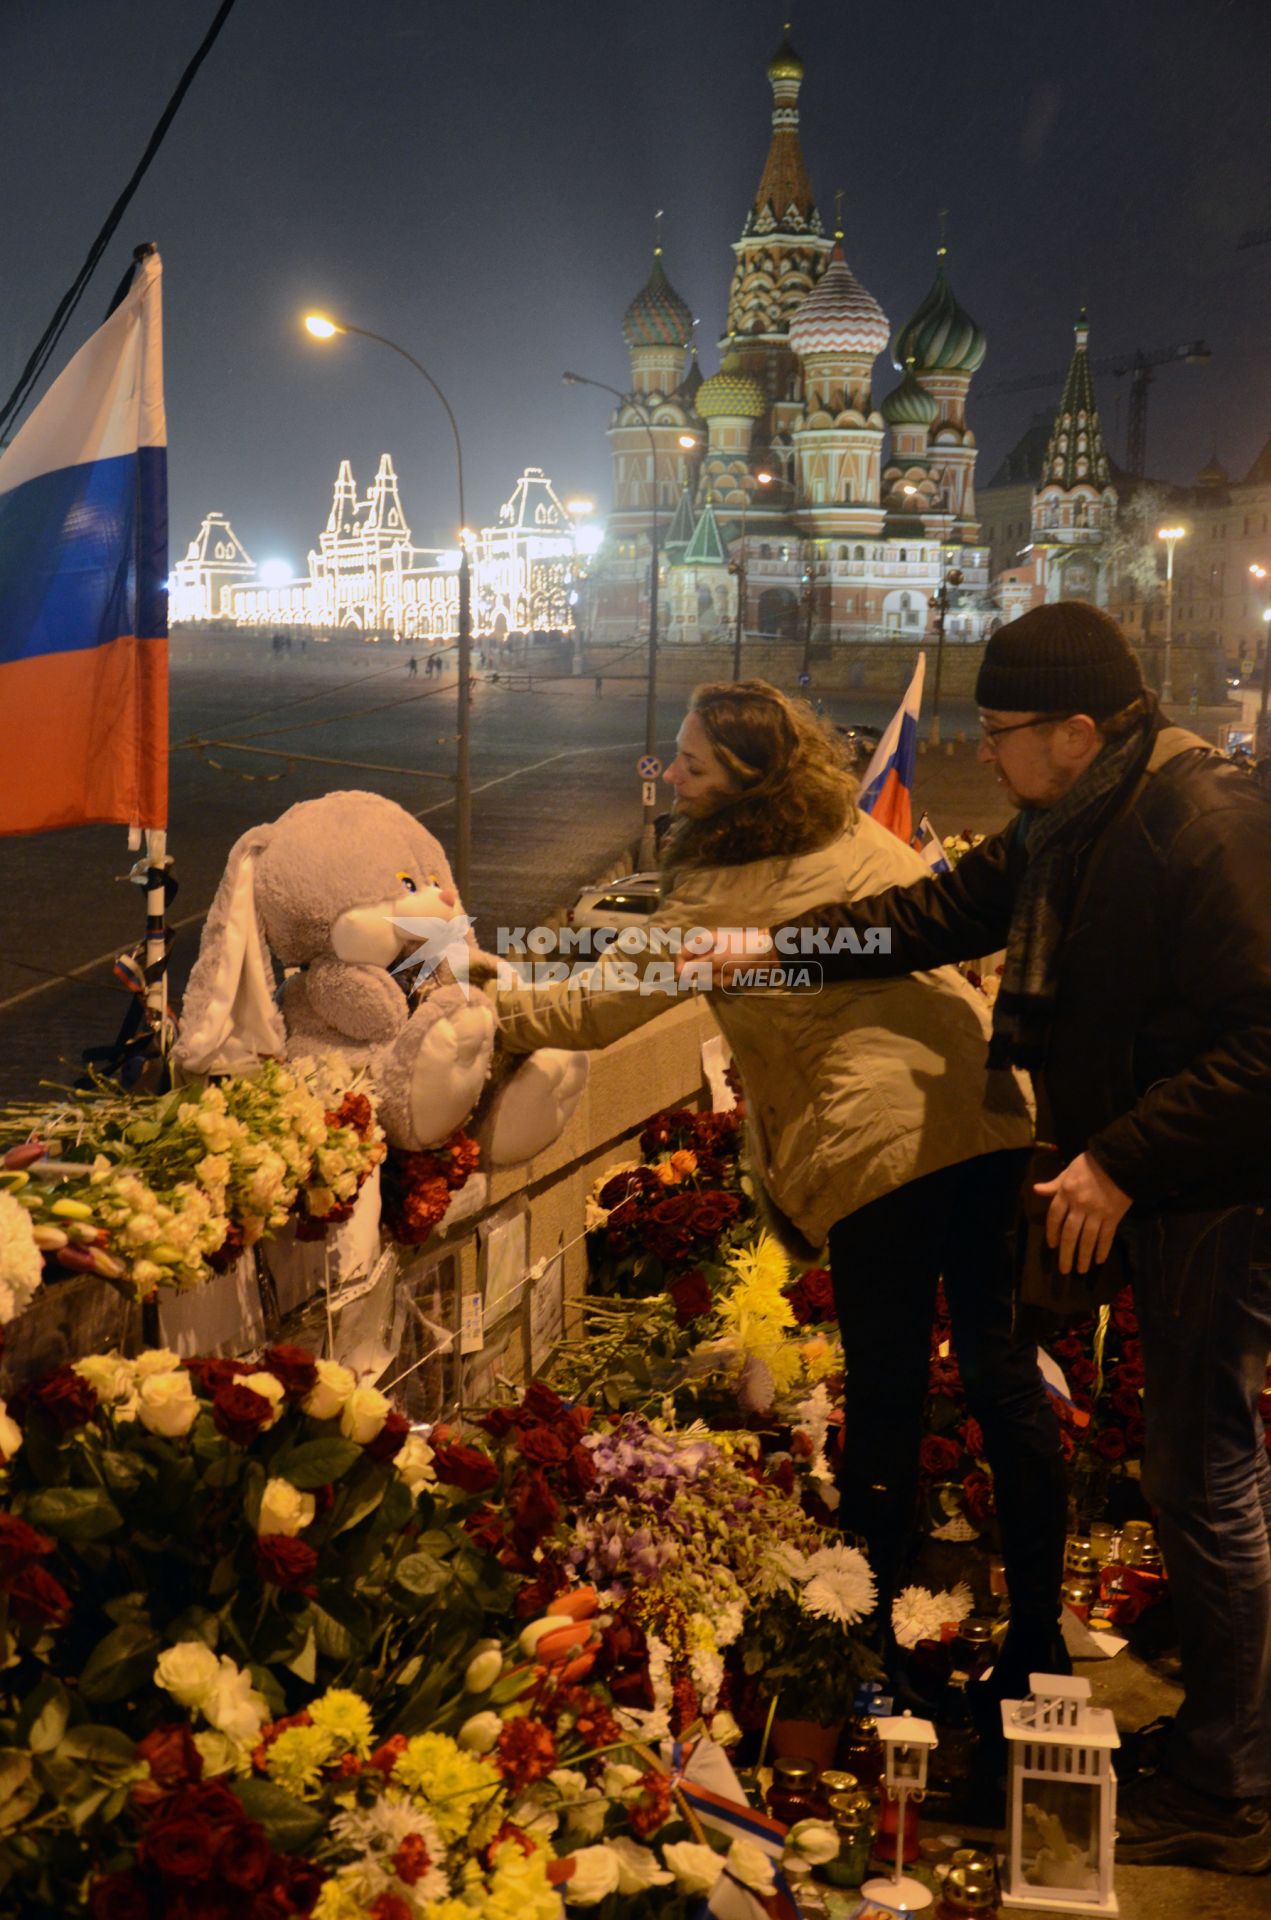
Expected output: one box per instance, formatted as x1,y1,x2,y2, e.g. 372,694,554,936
457,1710,502,1754
155,1640,221,1710
303,1358,355,1421
394,1432,436,1494
786,1819,839,1867
708,1709,743,1747
549,1768,607,1845
0,1398,22,1462
257,1477,316,1537
463,1643,504,1693
192,1729,249,1777
204,1655,269,1741
725,1838,775,1895
610,1837,673,1894
238,1372,285,1428
663,1842,724,1896
133,1348,183,1380
137,1370,200,1438
562,1845,621,1907
73,1354,133,1404
339,1384,389,1445
601,1761,643,1802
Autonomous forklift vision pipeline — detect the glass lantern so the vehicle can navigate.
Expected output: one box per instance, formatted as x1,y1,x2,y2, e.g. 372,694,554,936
1000,1674,1120,1915
861,1711,940,1914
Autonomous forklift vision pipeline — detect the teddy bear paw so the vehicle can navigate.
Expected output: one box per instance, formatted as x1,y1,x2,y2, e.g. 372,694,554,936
478,1049,589,1166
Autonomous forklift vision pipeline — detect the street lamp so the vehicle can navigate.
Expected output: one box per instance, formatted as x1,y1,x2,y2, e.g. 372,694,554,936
1157,524,1187,704
563,370,698,866
1252,564,1271,751
929,551,964,748
305,311,474,899
729,469,772,680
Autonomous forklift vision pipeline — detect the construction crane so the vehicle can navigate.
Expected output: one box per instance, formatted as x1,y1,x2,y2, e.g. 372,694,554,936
980,338,1211,478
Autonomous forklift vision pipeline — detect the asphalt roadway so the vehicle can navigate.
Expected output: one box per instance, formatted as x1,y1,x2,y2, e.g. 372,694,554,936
0,629,1006,1106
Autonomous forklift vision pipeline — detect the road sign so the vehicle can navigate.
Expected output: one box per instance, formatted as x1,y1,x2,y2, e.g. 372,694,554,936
642,780,657,807
797,671,811,688
637,753,662,779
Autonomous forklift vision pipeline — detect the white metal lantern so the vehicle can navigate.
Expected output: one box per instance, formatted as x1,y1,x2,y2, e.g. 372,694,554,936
861,1712,939,1914
1000,1673,1120,1915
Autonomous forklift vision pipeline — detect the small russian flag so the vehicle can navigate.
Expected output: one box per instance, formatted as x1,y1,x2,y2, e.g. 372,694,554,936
915,812,952,874
857,653,925,847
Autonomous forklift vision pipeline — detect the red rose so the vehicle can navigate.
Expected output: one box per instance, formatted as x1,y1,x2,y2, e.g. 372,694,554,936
261,1345,318,1400
510,1468,560,1542
363,1408,412,1464
218,1820,273,1890
255,1534,319,1594
1095,1427,1128,1462
521,1382,565,1423
1119,1337,1142,1366
274,1855,325,1913
1109,1385,1143,1422
463,1505,507,1555
556,1405,593,1447
960,1417,985,1460
1050,1336,1084,1363
599,1167,661,1209
609,1665,656,1709
132,1723,205,1804
1115,1358,1146,1389
140,1812,217,1881
212,1383,274,1446
26,1364,98,1432
785,1266,835,1325
369,1895,412,1920
517,1424,568,1467
961,1469,996,1527
431,1438,499,1495
919,1435,963,1477
479,1405,520,1440
1066,1358,1097,1389
669,1269,713,1325
184,1357,253,1394
7,1563,71,1626
1123,1415,1146,1449
90,1874,149,1920
564,1443,597,1495
0,1514,54,1569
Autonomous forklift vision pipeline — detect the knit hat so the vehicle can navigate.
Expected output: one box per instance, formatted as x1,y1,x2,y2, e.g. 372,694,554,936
975,602,1145,719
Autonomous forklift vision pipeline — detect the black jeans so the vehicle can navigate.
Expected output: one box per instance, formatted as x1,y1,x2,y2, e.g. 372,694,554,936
829,1148,1067,1648
1124,1203,1271,1801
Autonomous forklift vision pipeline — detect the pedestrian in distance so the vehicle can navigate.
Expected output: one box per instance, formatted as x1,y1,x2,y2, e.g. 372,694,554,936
700,604,1271,1874
594,673,603,696
494,679,1066,1706
408,654,418,677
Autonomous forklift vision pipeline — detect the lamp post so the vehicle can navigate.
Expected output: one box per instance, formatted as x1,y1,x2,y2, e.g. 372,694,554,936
1157,524,1186,705
800,544,820,681
729,469,772,680
928,551,964,748
563,370,696,867
1252,564,1271,753
305,312,473,898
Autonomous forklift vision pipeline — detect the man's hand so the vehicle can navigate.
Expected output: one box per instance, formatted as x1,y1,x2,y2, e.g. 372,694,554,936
1033,1152,1132,1276
674,928,775,990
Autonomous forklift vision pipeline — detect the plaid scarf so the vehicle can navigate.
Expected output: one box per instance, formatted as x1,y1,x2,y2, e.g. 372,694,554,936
987,715,1158,1075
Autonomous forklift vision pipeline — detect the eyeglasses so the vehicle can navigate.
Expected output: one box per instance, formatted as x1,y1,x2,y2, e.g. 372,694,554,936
978,713,1070,744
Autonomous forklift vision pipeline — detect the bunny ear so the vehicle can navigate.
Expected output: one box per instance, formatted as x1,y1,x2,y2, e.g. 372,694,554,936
173,827,287,1074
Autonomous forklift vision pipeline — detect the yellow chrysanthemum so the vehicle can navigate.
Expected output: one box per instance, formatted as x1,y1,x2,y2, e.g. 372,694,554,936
265,1723,338,1797
308,1687,374,1759
392,1732,504,1843
483,1843,560,1920
419,1902,472,1920
725,1230,791,1294
312,1874,370,1920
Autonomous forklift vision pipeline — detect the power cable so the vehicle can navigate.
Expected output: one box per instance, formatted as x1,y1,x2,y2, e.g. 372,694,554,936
0,0,241,442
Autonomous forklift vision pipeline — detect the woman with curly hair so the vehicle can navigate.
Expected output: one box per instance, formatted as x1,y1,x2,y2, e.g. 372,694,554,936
495,679,1066,1696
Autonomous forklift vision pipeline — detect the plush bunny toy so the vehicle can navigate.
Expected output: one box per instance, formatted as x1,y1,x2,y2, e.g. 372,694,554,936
173,789,586,1162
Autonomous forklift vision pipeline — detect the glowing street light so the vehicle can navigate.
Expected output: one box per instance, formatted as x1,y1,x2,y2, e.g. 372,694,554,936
565,496,595,517
305,309,474,897
1157,524,1186,704
730,469,774,680
1251,564,1271,743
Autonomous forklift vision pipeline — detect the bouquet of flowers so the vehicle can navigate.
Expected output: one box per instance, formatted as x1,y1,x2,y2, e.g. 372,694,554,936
583,1109,748,1302
916,1286,996,1541
1054,1285,1149,1526
0,1057,386,1302
380,1130,481,1246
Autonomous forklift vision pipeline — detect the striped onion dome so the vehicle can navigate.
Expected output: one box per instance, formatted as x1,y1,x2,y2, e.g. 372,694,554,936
787,243,890,361
881,362,938,427
622,252,693,351
696,350,766,420
892,254,986,375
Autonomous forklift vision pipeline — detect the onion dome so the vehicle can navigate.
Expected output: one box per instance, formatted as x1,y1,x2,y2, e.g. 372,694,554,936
696,350,766,420
881,361,939,428
788,242,890,361
767,32,804,84
622,252,693,351
892,253,986,375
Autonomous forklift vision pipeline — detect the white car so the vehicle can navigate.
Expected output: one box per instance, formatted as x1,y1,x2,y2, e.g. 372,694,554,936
564,872,661,935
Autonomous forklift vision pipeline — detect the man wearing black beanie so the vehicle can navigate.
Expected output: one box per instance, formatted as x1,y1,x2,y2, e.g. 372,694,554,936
704,600,1271,1872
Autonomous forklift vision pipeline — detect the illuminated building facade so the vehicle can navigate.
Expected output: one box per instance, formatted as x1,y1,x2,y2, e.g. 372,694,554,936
171,464,591,639
589,32,998,648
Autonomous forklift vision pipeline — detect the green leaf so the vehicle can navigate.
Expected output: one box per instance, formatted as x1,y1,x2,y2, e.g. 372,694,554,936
78,1622,162,1705
99,1449,148,1498
232,1777,324,1853
59,1727,138,1771
285,1627,317,1685
21,1487,122,1543
393,1552,449,1601
19,1677,70,1754
311,1589,371,1661
271,1437,362,1489
0,1751,34,1827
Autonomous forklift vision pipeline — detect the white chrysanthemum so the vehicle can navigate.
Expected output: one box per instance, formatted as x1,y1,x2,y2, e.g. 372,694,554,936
0,1190,43,1324
793,1382,832,1457
754,1540,812,1598
891,1581,975,1650
328,1792,447,1901
799,1543,877,1626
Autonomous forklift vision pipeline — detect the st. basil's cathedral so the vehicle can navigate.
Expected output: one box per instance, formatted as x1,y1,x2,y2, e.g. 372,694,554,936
588,32,997,651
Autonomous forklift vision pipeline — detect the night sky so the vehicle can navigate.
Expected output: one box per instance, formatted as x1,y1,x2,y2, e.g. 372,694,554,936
3,0,1269,569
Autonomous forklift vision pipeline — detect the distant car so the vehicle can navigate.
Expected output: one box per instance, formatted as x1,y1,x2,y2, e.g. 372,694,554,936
565,872,661,935
834,722,883,768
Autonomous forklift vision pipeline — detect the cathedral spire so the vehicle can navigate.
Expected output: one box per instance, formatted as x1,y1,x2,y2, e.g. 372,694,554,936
1042,308,1111,489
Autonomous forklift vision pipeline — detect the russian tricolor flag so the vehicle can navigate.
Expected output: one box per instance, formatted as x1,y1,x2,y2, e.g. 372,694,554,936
857,651,925,846
0,248,167,835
